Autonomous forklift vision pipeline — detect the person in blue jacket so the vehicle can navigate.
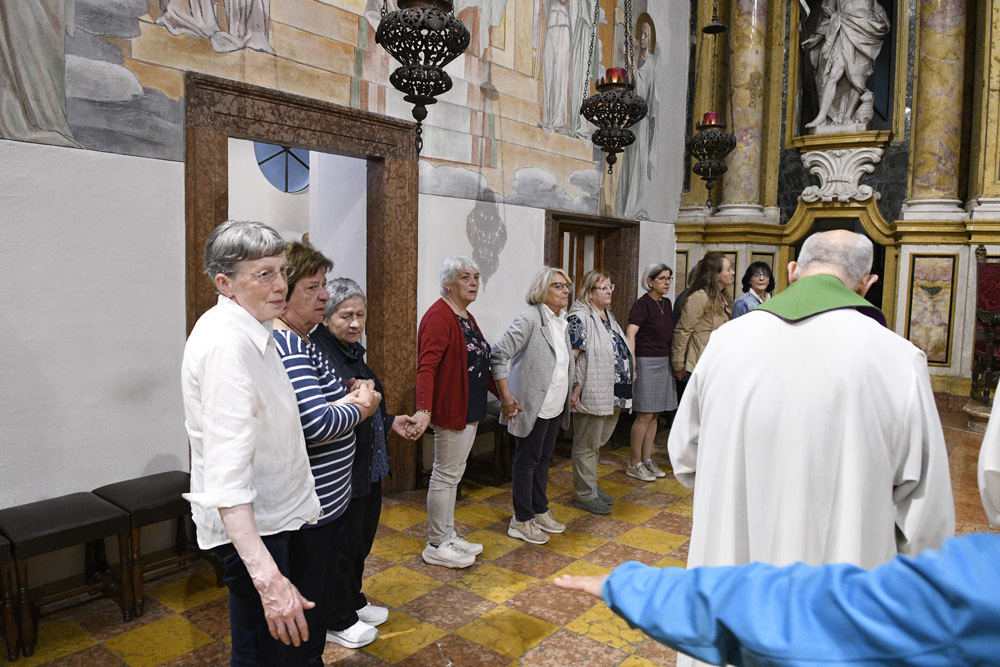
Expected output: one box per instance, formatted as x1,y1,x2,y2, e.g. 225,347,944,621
554,533,1000,666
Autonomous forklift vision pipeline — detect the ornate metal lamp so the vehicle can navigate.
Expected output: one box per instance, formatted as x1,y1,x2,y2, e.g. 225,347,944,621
579,0,648,173
375,0,471,153
686,1,736,207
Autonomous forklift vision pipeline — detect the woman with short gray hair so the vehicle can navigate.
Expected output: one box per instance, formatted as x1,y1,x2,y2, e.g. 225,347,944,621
410,256,494,568
491,267,576,545
311,278,420,633
183,220,321,665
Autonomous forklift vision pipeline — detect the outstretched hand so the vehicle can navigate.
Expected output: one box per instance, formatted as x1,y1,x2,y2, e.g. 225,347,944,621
553,574,608,599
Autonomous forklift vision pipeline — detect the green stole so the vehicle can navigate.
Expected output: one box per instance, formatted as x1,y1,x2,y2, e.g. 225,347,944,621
756,274,886,327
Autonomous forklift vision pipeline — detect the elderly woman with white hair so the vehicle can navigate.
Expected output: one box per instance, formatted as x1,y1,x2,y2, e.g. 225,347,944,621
490,267,576,545
623,262,678,482
410,256,495,569
182,220,320,665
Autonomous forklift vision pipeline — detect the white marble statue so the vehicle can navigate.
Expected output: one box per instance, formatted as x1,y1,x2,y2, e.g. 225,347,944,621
157,0,275,54
802,0,889,129
537,0,572,135
616,16,658,220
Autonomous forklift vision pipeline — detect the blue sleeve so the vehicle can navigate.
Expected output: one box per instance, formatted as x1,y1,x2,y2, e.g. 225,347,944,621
602,534,1000,666
732,296,749,319
274,332,362,445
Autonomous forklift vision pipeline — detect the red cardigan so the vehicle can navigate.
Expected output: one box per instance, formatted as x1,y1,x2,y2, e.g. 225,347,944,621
416,299,494,430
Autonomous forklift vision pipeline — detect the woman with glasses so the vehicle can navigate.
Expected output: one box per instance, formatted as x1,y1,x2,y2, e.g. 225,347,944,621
567,270,634,515
272,241,383,654
672,252,734,382
409,256,494,569
623,263,678,483
182,221,330,665
732,262,775,319
490,267,577,544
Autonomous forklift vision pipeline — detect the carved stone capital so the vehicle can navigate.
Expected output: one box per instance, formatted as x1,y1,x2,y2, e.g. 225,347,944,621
799,147,884,203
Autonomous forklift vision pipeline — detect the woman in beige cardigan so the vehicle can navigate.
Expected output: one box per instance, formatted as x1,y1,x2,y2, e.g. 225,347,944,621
672,253,734,380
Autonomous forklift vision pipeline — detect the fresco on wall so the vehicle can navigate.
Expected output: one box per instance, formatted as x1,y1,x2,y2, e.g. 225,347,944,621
906,254,957,365
156,0,274,54
466,199,508,288
615,10,657,220
535,0,599,138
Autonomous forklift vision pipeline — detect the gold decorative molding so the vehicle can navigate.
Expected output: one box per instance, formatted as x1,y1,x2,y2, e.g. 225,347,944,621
894,221,970,244
786,130,892,151
675,222,785,245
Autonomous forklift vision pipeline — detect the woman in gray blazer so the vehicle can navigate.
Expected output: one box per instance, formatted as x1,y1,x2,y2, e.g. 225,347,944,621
491,267,576,545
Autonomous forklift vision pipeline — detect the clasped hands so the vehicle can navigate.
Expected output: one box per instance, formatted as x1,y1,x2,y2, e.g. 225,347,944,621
341,378,424,441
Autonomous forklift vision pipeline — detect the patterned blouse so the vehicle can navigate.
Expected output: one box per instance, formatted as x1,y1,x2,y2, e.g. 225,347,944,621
458,313,491,423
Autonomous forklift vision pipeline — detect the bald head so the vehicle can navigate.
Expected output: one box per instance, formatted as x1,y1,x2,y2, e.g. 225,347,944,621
790,230,877,294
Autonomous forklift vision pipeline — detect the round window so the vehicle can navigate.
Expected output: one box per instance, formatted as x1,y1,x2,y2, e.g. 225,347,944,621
254,142,310,193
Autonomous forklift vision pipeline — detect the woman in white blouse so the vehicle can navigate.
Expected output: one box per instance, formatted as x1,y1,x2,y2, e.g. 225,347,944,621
182,220,323,666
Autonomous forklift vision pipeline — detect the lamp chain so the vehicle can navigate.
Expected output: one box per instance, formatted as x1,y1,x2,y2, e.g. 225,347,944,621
624,0,635,80
582,0,602,103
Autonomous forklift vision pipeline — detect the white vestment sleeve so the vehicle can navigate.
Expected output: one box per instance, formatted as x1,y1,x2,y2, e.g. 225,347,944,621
893,351,955,555
979,402,1000,528
668,367,701,488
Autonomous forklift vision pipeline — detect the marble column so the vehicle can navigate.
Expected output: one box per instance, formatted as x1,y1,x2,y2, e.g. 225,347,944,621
903,0,967,221
716,0,767,219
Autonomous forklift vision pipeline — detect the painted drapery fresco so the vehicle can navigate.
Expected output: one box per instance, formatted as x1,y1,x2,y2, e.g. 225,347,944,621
906,254,957,365
0,0,681,220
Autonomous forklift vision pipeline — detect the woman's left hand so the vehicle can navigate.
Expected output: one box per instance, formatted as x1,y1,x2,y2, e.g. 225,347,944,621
501,398,522,420
347,377,377,392
391,414,421,441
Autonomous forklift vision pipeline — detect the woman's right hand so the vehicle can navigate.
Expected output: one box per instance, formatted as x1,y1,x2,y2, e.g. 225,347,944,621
253,563,315,646
501,397,522,420
337,383,381,421
673,368,688,380
408,410,432,439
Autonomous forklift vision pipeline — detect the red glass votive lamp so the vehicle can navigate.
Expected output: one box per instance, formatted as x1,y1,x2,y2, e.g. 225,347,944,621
702,111,721,126
606,67,626,84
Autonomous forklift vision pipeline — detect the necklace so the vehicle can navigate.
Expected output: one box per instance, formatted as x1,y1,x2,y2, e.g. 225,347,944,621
278,317,310,342
651,294,665,314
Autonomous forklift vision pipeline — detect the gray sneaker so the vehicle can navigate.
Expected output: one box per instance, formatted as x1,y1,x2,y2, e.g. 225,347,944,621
422,541,475,568
447,534,484,556
644,459,667,478
508,517,549,544
596,488,616,505
626,462,656,482
573,497,611,515
533,510,566,533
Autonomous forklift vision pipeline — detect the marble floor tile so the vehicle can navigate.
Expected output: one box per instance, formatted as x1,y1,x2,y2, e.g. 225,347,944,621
480,489,515,509
156,641,230,666
669,541,690,561
454,607,558,659
454,503,513,528
363,554,397,580
182,597,230,642
547,468,575,488
103,615,214,667
54,596,172,641
395,633,509,667
379,504,430,530
451,563,537,603
568,513,639,539
632,638,679,667
618,489,684,511
503,581,598,626
393,489,430,509
400,584,497,631
370,531,429,564
373,523,397,540
598,479,641,500
606,502,662,526
544,560,613,583
35,644,122,667
518,628,628,667
666,498,693,518
616,527,689,555
363,565,445,607
401,555,478,583
542,530,609,559
566,603,646,653
494,544,576,579
654,555,688,569
7,621,96,667
144,569,228,613
584,541,662,569
363,611,449,664
641,512,693,535
643,477,694,497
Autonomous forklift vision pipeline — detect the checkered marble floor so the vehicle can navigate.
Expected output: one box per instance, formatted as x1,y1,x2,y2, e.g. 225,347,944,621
4,406,994,667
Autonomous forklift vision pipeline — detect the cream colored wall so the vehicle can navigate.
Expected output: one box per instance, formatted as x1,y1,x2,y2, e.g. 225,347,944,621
228,138,310,241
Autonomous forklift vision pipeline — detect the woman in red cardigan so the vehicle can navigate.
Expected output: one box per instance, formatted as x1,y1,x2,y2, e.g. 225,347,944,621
410,256,493,569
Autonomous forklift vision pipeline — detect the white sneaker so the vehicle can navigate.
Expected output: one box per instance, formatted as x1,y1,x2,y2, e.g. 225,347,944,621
644,459,667,478
326,619,378,648
356,602,389,626
508,518,549,544
422,541,476,568
532,510,566,534
447,534,484,556
625,462,656,482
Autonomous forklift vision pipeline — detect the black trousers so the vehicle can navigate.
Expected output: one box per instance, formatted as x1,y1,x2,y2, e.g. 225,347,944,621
326,480,384,626
511,415,561,522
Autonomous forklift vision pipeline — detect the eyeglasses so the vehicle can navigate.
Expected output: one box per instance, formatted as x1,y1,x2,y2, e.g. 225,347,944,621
550,282,571,291
240,265,294,284
593,284,615,293
752,272,770,279
654,276,672,283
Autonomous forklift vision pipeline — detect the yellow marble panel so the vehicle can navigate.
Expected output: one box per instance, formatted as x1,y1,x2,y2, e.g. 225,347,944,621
271,0,359,45
546,482,572,497
607,501,661,525
121,59,184,99
452,562,538,603
275,58,352,106
271,22,355,74
460,482,506,501
379,504,428,530
363,565,444,607
619,655,662,667
104,615,215,667
370,531,427,563
544,560,612,583
145,568,228,612
654,555,688,568
455,607,558,659
594,463,618,477
465,527,523,560
598,479,637,499
542,529,609,559
668,497,694,518
454,501,512,527
616,527,689,555
566,603,645,653
11,620,96,667
363,611,448,664
549,502,587,525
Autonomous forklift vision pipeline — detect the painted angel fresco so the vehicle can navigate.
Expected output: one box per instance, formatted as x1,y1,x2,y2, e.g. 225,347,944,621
156,0,275,54
616,13,658,220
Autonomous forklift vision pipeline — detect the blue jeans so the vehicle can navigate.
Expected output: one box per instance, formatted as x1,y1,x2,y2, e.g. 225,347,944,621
214,531,324,667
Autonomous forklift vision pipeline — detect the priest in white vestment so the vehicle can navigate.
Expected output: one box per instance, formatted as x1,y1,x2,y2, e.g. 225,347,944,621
979,401,1000,528
668,230,955,667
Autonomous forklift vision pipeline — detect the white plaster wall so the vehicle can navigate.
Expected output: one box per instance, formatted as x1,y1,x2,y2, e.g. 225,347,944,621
309,152,368,292
0,140,187,582
228,138,310,241
638,221,677,300
417,194,546,345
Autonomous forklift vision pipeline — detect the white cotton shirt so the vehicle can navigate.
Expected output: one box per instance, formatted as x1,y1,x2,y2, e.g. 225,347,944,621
538,306,569,420
182,296,320,550
979,406,1000,528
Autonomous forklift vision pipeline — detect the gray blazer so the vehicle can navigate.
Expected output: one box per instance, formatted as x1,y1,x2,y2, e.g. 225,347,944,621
490,304,574,438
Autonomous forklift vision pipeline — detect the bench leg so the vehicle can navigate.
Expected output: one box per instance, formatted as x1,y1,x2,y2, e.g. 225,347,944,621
15,560,34,658
129,529,143,617
1,560,19,661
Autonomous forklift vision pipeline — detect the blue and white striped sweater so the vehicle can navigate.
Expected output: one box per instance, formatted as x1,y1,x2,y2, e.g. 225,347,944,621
273,328,361,525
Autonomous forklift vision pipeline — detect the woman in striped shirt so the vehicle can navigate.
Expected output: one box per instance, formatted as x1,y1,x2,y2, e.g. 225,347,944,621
273,241,382,655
